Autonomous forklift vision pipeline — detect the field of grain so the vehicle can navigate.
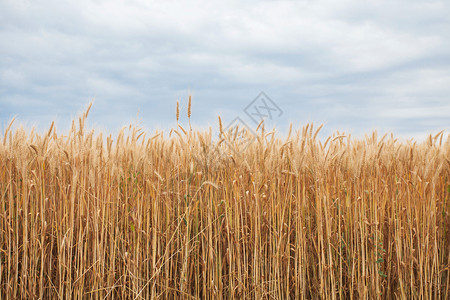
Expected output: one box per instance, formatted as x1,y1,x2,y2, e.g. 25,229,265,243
1,105,449,299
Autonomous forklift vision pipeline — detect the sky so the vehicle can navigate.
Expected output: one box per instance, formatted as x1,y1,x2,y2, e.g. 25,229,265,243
1,0,449,140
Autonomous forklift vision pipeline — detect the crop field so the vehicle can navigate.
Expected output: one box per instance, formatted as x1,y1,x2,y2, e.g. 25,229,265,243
0,105,449,299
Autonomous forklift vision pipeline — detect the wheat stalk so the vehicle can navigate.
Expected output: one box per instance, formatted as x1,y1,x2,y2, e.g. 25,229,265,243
0,106,448,299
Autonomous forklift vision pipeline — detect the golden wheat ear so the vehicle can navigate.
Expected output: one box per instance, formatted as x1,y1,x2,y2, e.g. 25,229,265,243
218,116,223,137
176,101,180,122
187,95,192,132
188,95,191,119
3,116,16,146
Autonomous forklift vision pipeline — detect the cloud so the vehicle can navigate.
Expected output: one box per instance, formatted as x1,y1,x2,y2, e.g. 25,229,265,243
0,0,449,139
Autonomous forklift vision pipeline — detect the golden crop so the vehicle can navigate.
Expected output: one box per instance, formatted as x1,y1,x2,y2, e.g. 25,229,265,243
1,105,449,299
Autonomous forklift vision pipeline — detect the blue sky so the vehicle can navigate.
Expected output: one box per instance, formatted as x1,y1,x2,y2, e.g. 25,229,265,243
1,0,449,140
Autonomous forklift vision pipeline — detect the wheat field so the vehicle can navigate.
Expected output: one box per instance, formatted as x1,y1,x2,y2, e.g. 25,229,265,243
0,104,449,299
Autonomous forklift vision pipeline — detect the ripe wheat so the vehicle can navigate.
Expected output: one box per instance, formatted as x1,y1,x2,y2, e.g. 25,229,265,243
0,105,449,299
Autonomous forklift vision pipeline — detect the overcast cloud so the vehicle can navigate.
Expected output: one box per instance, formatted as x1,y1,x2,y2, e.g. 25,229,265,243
1,0,449,139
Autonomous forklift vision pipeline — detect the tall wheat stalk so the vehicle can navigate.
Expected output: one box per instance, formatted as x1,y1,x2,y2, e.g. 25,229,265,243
0,107,449,299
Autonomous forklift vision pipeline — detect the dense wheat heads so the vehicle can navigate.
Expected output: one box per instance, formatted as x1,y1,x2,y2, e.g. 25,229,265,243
0,107,449,299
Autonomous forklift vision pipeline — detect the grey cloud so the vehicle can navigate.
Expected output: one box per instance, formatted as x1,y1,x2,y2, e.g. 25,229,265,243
0,0,449,139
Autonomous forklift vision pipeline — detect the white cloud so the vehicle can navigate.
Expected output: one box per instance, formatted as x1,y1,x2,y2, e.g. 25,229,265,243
0,0,449,138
